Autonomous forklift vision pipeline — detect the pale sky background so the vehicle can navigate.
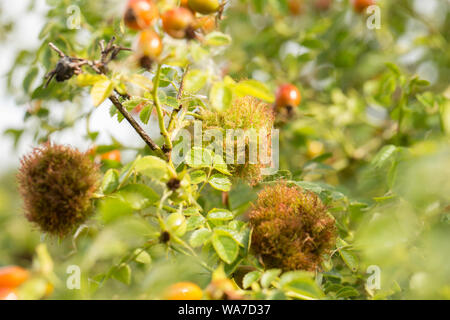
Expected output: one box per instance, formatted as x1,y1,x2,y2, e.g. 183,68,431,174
0,1,46,172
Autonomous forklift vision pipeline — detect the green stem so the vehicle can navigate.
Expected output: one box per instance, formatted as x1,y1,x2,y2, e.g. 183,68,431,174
396,92,406,145
170,245,214,272
162,204,177,213
152,64,173,154
172,235,214,272
198,167,212,194
186,112,203,120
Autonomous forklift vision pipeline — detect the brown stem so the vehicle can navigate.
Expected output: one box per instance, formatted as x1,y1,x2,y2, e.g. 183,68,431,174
222,191,230,209
109,95,166,159
49,42,66,58
177,64,189,101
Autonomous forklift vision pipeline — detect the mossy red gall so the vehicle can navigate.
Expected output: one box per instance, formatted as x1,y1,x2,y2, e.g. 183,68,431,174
17,142,100,237
249,183,336,271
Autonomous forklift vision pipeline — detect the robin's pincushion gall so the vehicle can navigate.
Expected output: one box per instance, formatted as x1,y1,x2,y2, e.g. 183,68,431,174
17,143,100,237
249,183,336,271
201,96,275,184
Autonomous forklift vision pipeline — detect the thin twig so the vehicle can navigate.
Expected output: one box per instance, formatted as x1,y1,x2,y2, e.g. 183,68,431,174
177,64,189,101
109,96,166,159
49,42,65,57
185,111,203,120
168,65,190,133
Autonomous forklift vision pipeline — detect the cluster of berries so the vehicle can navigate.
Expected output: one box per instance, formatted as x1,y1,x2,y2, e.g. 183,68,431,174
124,0,220,68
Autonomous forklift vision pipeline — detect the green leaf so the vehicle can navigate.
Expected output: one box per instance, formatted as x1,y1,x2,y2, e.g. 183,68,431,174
186,215,206,231
184,69,208,93
371,145,398,168
207,208,234,222
119,157,138,184
115,184,159,210
214,227,243,246
279,271,314,287
279,271,324,299
134,249,152,264
183,207,200,216
301,38,323,49
91,78,114,107
189,228,212,247
268,290,287,300
209,82,233,111
339,249,359,272
185,147,213,168
385,62,401,76
416,92,435,108
261,269,281,288
112,263,131,285
204,32,232,46
234,79,275,103
139,104,153,124
243,271,262,289
211,231,239,264
127,74,153,90
101,169,119,194
409,76,430,92
213,155,231,175
209,173,232,191
236,227,251,249
99,197,133,223
135,156,169,180
335,286,359,299
76,73,106,87
23,67,39,93
294,181,325,194
190,170,207,184
122,97,147,111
